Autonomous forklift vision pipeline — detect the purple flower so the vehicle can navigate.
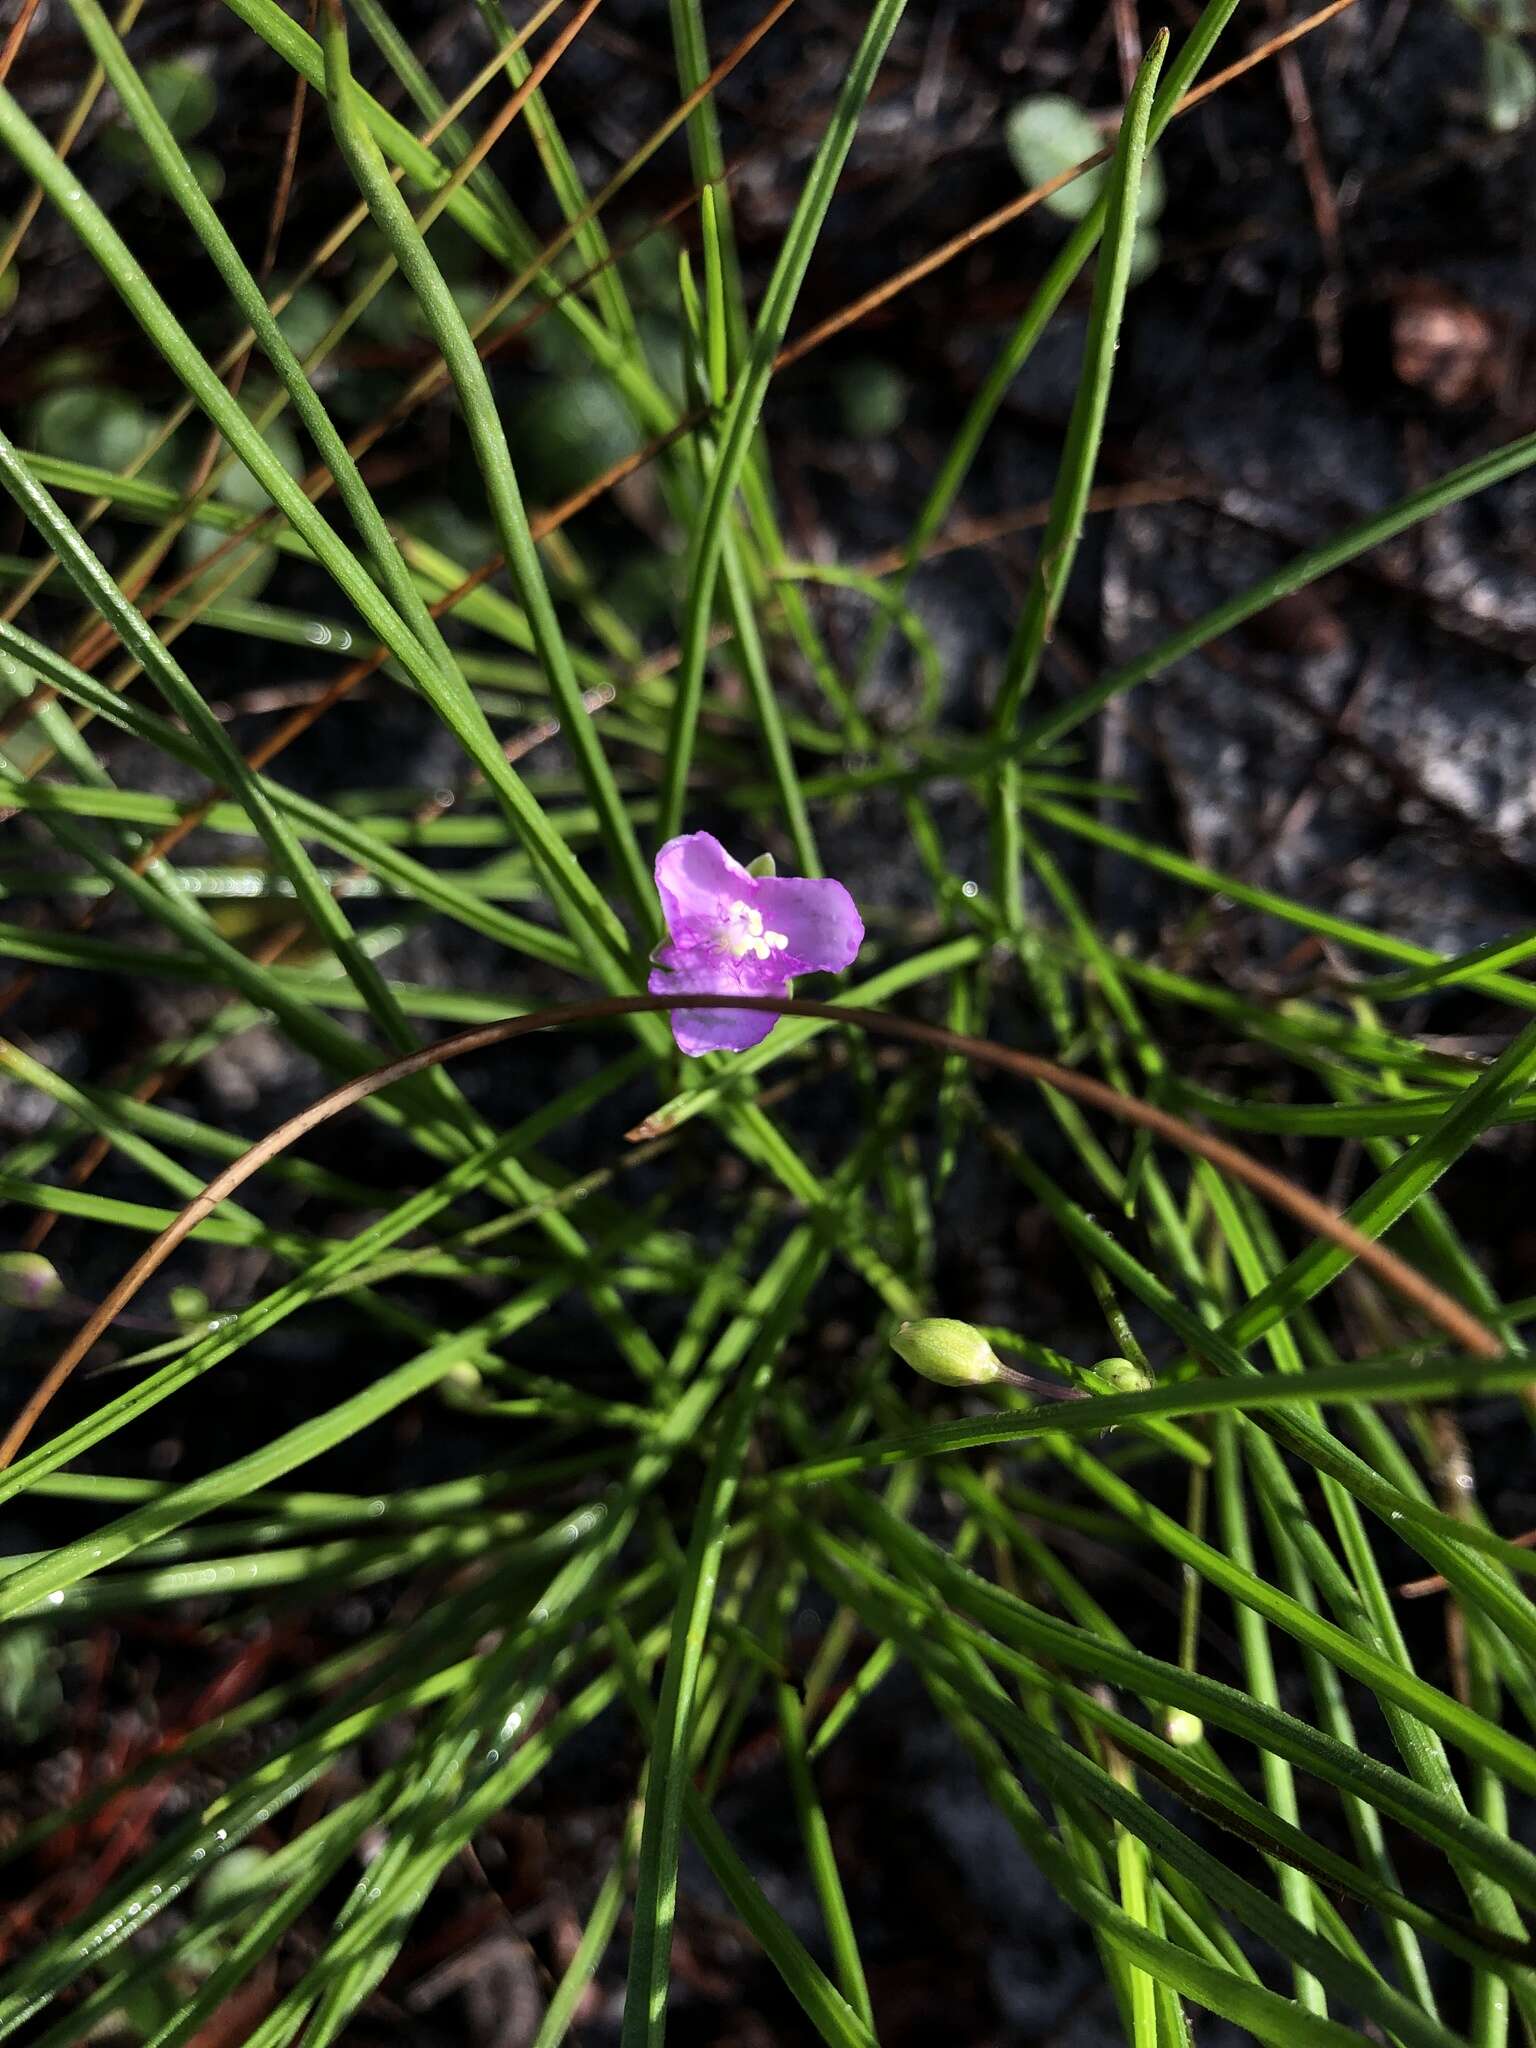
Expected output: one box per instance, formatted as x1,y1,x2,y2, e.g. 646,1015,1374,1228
649,832,864,1056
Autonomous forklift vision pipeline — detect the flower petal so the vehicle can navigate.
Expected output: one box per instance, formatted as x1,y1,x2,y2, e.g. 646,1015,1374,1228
653,832,753,949
649,959,781,1056
648,832,862,1050
751,875,864,976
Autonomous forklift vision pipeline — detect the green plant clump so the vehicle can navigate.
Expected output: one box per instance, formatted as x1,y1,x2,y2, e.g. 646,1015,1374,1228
0,3,1532,2045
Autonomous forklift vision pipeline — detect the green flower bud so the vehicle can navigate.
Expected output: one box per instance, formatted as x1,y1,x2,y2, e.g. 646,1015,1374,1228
745,851,777,878
443,1361,484,1398
169,1284,211,1330
1163,1709,1204,1748
892,1318,1008,1389
1095,1356,1152,1394
0,1253,63,1310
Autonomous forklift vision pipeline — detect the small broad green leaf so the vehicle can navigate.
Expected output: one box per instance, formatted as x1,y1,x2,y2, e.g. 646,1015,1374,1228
1128,223,1161,283
622,221,683,309
181,145,226,203
178,521,278,605
406,274,492,337
100,62,219,202
176,1847,276,1976
406,498,495,570
29,346,104,390
833,358,909,439
513,375,639,497
275,282,338,361
1485,33,1536,132
117,1976,184,2042
0,1626,63,1744
29,386,153,472
169,1284,212,1329
143,58,218,141
176,411,306,604
1005,94,1166,225
198,1846,272,1915
216,410,305,515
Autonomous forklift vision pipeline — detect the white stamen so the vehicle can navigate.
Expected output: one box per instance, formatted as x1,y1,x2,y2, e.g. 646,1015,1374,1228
717,900,789,963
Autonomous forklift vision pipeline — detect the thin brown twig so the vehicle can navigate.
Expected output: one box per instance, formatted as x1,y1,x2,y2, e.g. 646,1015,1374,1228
0,0,150,302
361,0,800,423
262,0,318,278
1427,1408,1473,1699
0,0,1367,1240
9,0,784,721
288,0,1365,607
9,0,1354,725
0,0,605,875
778,0,1361,369
0,0,586,722
65,0,323,682
0,0,428,1067
1266,0,1346,375
0,2,565,660
0,992,1500,1473
0,0,1360,1247
1400,1524,1536,1600
29,0,1359,691
854,480,1198,578
54,0,606,689
0,0,43,86
14,0,1348,783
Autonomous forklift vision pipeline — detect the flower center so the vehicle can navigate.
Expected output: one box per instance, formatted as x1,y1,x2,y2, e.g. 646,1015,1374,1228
717,899,789,963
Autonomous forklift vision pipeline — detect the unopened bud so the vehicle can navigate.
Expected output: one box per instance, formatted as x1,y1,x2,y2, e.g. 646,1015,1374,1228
1163,1709,1204,1748
1095,1356,1152,1394
0,1253,63,1310
169,1284,211,1330
892,1318,1007,1389
443,1361,484,1399
745,851,777,878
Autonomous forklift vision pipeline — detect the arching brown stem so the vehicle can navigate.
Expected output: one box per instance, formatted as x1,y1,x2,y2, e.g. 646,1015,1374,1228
0,992,1499,1472
1401,1526,1536,1602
